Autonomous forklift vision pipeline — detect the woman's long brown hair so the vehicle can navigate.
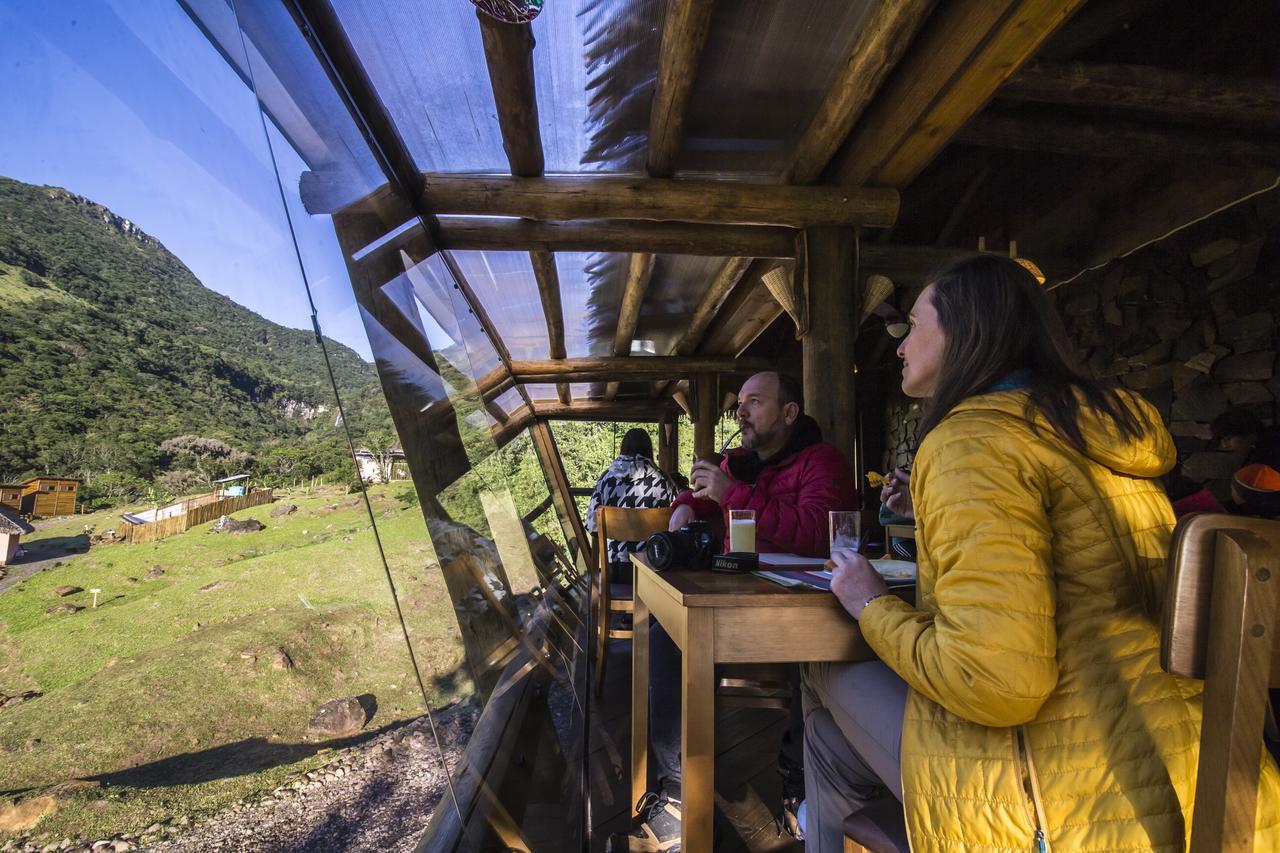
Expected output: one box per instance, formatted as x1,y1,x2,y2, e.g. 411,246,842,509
916,254,1148,452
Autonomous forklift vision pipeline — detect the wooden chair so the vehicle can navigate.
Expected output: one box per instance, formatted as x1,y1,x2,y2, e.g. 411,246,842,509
594,506,674,697
845,513,1280,853
1160,513,1280,852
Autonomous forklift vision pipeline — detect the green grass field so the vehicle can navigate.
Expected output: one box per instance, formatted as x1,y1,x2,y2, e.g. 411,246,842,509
0,484,517,842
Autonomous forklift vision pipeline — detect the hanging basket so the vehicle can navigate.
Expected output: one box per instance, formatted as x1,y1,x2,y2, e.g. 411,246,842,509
471,0,544,24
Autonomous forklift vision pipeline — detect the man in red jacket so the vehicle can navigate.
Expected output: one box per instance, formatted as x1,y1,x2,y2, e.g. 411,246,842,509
669,372,859,555
613,371,858,851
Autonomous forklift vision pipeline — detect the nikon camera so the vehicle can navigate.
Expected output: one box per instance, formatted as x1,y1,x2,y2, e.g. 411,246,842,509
645,520,719,571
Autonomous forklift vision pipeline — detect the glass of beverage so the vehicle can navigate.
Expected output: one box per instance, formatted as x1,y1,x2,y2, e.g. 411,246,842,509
829,510,862,558
728,509,756,553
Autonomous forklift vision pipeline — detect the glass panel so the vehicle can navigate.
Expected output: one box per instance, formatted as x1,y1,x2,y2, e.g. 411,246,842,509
0,2,587,851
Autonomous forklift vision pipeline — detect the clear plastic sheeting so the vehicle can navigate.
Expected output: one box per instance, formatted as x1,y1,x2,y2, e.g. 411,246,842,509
448,251,552,361
681,0,878,177
330,0,627,174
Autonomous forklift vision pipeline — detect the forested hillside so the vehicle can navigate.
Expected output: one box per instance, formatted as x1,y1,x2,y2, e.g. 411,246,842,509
0,176,386,505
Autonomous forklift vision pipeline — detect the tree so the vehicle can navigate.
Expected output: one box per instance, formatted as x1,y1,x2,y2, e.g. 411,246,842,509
159,435,252,485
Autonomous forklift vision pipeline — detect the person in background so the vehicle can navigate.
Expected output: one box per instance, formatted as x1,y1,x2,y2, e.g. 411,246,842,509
613,371,858,851
1212,408,1280,518
584,427,678,580
877,465,916,560
804,254,1280,851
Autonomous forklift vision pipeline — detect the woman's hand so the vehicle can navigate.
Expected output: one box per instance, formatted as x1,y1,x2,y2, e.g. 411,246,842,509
668,503,696,531
880,467,914,520
829,551,889,620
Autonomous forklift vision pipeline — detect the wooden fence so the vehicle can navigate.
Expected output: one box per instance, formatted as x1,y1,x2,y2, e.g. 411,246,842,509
117,488,274,544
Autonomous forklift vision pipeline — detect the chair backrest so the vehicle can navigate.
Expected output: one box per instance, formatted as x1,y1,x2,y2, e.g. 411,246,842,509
596,506,674,572
1161,513,1280,683
1159,513,1280,852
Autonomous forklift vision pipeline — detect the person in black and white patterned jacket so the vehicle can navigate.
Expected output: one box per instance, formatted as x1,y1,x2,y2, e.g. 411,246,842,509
585,428,678,577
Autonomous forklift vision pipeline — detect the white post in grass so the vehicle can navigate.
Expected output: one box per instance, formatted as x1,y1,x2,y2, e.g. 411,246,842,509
90,588,101,608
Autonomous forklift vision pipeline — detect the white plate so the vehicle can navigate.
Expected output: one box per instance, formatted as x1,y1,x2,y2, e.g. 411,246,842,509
871,559,917,580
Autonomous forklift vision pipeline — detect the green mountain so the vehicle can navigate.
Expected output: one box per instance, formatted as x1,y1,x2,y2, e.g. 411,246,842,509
0,175,383,498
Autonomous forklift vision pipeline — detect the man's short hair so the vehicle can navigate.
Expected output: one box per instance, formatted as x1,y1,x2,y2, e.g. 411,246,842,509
1212,408,1264,441
776,373,804,413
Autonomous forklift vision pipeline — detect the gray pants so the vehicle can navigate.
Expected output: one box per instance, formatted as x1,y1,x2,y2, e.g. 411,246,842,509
801,660,908,853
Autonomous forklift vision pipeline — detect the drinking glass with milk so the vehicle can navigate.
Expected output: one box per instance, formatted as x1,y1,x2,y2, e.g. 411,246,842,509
728,509,756,553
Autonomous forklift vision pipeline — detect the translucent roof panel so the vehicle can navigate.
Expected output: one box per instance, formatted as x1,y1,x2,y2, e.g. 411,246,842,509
447,251,550,361
581,253,729,359
526,384,562,402
556,251,619,358
679,0,879,176
493,386,527,417
330,0,650,173
403,252,505,383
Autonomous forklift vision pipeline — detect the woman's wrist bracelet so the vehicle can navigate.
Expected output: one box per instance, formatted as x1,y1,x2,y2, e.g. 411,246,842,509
858,592,888,619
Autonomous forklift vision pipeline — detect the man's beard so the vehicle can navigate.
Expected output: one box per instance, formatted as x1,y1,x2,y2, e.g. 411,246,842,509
740,423,776,452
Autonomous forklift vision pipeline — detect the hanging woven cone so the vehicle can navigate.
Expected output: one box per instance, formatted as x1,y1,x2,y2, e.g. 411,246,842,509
861,274,895,324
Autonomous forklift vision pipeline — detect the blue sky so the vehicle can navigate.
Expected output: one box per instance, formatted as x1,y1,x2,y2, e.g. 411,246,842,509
0,0,373,359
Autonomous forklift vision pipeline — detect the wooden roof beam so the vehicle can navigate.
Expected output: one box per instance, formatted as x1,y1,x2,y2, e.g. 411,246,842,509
418,175,899,229
786,0,937,185
530,401,681,422
529,251,570,404
647,0,716,178
998,61,1280,132
833,0,1087,189
511,356,771,383
957,113,1280,169
434,218,796,257
603,253,657,400
477,10,543,178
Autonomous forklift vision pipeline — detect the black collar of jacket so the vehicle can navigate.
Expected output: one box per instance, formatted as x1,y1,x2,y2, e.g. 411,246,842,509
727,414,824,485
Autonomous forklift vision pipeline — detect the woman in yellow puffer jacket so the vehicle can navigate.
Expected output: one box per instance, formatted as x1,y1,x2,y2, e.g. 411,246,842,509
804,254,1280,852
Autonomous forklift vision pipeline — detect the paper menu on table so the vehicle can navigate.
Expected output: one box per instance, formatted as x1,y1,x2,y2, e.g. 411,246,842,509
756,553,830,567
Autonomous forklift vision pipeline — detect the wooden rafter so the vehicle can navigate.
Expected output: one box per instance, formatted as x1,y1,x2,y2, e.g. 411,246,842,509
832,0,1087,189
647,0,716,179
650,257,756,398
530,400,681,422
476,7,572,409
417,175,899,228
604,253,656,401
529,251,571,404
786,0,937,185
511,356,770,383
476,9,543,177
999,62,1280,131
957,113,1280,168
434,218,796,258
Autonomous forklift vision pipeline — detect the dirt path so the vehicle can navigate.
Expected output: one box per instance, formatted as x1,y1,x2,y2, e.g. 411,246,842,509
0,524,91,595
144,705,478,853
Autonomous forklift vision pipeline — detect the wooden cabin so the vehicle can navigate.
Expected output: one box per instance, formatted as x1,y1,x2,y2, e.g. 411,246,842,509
15,477,78,519
51,0,1280,850
0,484,24,514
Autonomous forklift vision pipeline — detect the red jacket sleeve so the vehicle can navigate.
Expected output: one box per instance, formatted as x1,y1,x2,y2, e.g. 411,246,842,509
724,444,859,557
672,489,721,522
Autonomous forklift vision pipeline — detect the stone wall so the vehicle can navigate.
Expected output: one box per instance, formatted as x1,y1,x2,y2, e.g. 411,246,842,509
879,193,1280,496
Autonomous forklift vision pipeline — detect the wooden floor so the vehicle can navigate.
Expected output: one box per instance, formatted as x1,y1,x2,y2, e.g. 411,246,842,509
588,637,805,852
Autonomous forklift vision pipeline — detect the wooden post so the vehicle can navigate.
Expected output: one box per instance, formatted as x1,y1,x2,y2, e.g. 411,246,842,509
801,227,858,461
693,373,717,460
529,420,594,573
658,412,678,478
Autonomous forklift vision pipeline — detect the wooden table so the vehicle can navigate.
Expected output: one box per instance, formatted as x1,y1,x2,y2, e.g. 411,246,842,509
629,553,883,852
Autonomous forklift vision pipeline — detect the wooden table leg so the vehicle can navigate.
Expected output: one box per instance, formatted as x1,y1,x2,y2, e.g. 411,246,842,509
681,608,715,852
631,589,651,816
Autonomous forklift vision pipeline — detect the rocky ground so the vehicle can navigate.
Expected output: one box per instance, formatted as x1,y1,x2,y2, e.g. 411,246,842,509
1,703,478,853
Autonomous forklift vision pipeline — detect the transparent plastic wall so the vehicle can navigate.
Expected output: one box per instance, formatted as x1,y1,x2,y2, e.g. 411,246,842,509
0,1,585,850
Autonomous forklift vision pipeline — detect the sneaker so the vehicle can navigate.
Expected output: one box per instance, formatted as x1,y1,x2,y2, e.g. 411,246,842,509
777,762,805,841
608,790,682,852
